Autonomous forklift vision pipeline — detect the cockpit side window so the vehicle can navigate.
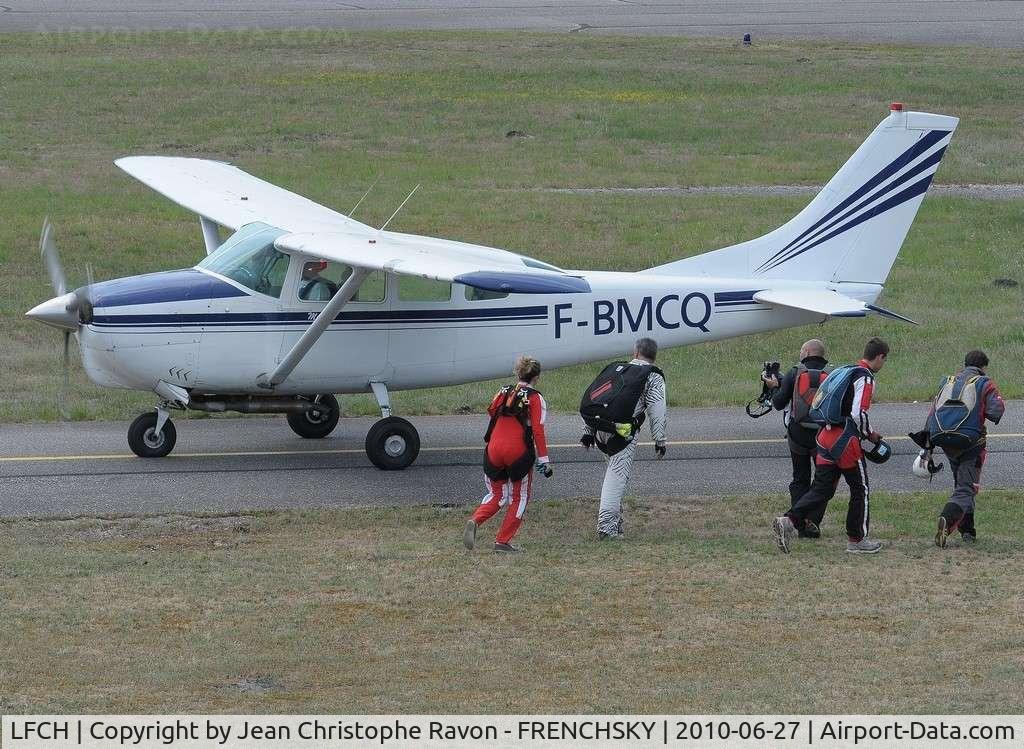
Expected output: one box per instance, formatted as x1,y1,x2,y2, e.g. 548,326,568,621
465,285,509,301
296,260,386,303
198,222,290,298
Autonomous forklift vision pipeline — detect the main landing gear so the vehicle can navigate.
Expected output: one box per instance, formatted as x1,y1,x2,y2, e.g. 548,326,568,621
286,394,340,439
126,385,421,470
364,382,420,471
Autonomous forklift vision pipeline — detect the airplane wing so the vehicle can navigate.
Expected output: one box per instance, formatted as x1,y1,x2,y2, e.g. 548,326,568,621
114,156,376,234
117,155,590,294
753,289,917,324
275,231,591,294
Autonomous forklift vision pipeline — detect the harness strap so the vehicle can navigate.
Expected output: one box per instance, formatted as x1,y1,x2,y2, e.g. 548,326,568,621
484,384,536,455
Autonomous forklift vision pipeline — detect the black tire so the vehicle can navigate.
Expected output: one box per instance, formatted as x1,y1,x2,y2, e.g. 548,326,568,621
287,394,340,439
127,412,177,458
365,416,420,470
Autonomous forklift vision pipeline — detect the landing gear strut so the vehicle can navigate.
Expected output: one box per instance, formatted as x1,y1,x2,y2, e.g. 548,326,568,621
127,406,177,458
364,382,420,470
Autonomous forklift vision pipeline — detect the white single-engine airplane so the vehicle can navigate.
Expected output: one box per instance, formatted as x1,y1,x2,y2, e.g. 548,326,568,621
27,105,956,468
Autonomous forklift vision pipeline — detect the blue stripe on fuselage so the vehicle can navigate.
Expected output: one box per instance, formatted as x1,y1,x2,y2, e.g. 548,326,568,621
91,306,550,328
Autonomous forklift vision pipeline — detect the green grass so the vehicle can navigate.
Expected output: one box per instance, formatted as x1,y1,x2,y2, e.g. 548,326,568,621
1,31,1022,422
2,491,1023,713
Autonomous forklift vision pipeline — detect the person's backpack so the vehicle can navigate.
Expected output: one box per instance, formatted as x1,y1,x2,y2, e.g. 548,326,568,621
580,361,662,439
807,364,868,426
789,363,829,430
484,384,534,449
926,373,988,451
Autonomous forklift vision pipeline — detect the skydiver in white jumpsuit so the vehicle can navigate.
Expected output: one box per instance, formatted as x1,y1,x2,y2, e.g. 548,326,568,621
581,338,668,539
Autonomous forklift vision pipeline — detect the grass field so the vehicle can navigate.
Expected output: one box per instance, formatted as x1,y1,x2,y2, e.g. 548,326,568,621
1,32,1022,422
2,491,1023,713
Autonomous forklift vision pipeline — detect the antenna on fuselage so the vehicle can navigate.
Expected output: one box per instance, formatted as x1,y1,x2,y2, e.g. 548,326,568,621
379,184,420,232
349,174,381,218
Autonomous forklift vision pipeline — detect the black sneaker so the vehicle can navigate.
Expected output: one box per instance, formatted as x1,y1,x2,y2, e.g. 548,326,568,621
463,520,477,550
935,516,949,548
960,532,977,545
598,531,624,540
493,542,523,553
798,521,821,539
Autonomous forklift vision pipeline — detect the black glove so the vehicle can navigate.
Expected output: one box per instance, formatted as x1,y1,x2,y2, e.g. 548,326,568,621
580,434,595,450
655,442,667,459
536,460,553,478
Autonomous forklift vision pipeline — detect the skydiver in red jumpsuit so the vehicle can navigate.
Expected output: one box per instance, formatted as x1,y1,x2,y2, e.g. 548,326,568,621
463,356,552,553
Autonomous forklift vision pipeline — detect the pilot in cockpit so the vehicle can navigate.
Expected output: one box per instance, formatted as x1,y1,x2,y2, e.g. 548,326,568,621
298,260,339,301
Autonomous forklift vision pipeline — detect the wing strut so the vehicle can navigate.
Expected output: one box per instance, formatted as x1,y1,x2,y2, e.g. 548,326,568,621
200,217,221,255
258,267,371,389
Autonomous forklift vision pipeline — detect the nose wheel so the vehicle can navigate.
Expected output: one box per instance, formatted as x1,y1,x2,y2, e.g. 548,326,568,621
127,410,177,458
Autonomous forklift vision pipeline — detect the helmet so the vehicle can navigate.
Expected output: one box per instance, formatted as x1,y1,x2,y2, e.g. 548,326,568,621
863,439,892,464
912,449,944,478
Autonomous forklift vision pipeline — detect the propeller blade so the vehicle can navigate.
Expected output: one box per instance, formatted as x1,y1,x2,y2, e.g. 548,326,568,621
40,217,67,297
60,329,71,421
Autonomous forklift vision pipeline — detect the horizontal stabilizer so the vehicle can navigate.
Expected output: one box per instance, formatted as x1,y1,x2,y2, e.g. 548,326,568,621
753,289,917,324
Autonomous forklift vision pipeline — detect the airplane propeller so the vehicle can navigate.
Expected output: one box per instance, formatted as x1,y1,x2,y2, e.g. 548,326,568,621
30,218,95,417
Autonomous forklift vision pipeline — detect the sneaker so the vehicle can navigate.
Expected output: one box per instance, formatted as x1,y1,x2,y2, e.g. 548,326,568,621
935,517,948,549
798,520,821,539
772,516,795,553
463,520,477,550
960,532,977,545
598,531,624,540
846,538,882,554
493,542,523,553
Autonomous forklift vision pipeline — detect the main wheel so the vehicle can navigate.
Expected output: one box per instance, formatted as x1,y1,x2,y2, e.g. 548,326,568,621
127,412,177,458
287,394,340,439
365,416,420,470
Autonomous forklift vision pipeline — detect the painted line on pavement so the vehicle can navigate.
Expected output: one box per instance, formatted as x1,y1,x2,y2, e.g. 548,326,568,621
1,433,1022,463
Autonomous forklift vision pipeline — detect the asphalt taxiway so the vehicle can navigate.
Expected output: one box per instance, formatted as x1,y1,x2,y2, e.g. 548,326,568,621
1,402,1020,519
2,1,1022,47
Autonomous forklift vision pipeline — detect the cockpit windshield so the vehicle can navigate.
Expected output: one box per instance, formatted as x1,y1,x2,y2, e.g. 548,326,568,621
197,222,289,297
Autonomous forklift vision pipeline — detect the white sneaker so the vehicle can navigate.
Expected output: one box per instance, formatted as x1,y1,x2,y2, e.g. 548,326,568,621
846,538,882,554
772,516,795,553
463,520,477,550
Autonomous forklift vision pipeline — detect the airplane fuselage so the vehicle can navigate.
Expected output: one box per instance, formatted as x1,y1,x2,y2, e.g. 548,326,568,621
78,262,882,397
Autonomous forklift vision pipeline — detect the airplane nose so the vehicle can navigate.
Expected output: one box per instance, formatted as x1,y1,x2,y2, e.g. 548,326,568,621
25,291,81,330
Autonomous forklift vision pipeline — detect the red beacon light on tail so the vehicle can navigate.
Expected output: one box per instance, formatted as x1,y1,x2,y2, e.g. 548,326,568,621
890,102,904,111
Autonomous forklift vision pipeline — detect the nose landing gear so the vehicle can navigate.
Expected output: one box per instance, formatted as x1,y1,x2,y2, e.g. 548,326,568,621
127,406,177,458
364,382,420,470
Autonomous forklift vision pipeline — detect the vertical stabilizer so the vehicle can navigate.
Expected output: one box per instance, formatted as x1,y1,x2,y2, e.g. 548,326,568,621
646,106,958,284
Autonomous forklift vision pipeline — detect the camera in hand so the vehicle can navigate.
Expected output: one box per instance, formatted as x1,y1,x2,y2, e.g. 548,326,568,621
746,360,781,418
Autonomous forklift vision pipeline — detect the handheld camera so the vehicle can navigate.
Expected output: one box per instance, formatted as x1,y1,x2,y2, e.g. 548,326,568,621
746,361,781,418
